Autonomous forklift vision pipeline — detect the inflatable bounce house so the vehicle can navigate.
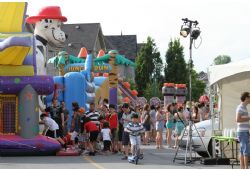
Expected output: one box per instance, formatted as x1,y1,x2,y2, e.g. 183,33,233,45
47,48,140,114
0,2,140,156
46,50,96,116
0,2,61,156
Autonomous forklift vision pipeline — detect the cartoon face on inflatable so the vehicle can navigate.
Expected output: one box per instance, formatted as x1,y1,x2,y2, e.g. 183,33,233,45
34,18,67,49
26,6,67,75
26,6,67,49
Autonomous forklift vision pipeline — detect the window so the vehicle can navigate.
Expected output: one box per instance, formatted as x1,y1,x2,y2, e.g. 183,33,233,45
0,95,18,134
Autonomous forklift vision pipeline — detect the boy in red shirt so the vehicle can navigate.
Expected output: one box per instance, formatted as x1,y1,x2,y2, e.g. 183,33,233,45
108,104,118,153
84,117,99,156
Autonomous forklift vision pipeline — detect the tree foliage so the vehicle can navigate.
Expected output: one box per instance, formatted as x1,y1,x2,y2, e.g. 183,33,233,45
213,55,231,65
144,82,163,101
135,37,162,96
164,38,188,84
163,38,205,102
189,70,206,101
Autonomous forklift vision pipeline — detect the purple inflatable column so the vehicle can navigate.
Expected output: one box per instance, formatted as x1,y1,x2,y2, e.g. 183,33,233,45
109,88,117,106
108,50,118,107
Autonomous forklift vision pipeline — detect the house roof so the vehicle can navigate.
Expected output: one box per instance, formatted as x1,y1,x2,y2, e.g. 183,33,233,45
104,35,137,61
61,23,105,56
198,71,208,82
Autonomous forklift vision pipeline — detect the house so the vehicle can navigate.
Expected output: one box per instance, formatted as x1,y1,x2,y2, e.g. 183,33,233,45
198,71,209,94
44,23,106,76
104,35,137,62
61,23,106,56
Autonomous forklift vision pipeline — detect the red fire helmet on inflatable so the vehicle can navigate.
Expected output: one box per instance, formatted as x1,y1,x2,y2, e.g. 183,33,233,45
26,6,67,23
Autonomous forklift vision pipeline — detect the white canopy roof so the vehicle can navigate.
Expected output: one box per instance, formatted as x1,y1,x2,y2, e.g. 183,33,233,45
208,58,250,85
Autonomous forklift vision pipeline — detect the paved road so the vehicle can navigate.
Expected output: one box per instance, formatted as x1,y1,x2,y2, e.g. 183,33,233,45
0,145,239,169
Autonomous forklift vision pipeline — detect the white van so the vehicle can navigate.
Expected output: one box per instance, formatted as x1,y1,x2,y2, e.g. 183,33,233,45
179,118,220,157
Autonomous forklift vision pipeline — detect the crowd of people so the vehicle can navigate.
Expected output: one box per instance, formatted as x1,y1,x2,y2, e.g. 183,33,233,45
39,98,210,159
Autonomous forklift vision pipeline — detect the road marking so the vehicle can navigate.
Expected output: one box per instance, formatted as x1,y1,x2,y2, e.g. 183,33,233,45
83,156,105,169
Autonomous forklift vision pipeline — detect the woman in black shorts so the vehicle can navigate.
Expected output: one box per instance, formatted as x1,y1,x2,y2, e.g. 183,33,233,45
141,104,151,145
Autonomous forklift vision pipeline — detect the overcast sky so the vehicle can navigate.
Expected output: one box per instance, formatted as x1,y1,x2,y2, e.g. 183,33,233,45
22,0,250,72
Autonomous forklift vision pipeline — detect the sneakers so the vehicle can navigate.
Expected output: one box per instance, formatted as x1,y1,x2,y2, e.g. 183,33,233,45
121,156,128,160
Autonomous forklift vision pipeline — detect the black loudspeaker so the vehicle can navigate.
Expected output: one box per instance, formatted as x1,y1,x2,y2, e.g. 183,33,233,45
217,158,230,165
201,158,217,165
201,158,230,165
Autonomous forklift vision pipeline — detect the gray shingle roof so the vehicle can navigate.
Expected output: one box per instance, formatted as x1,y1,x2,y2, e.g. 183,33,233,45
61,23,104,56
104,35,137,61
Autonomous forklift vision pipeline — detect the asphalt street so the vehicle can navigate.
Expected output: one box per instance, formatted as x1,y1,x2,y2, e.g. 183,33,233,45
0,145,239,169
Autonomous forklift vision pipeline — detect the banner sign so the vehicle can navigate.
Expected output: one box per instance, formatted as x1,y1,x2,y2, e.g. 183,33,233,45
64,63,111,73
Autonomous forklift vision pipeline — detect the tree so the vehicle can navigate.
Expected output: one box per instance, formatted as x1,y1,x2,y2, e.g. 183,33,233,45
135,37,162,96
190,70,206,101
164,38,188,84
213,55,231,65
164,38,205,101
144,82,163,101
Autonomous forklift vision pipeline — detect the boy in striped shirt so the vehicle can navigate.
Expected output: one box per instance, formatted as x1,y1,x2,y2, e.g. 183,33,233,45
125,114,144,159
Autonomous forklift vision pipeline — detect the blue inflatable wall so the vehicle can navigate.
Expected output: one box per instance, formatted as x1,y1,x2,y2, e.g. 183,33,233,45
64,72,86,127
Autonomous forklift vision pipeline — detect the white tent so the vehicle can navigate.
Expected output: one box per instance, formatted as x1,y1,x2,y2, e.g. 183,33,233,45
208,58,250,130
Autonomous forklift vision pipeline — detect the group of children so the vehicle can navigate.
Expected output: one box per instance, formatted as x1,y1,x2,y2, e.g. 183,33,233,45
39,98,208,159
39,100,146,159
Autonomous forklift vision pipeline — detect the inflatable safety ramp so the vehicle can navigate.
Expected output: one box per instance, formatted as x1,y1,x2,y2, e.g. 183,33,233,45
0,135,61,156
56,145,81,156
